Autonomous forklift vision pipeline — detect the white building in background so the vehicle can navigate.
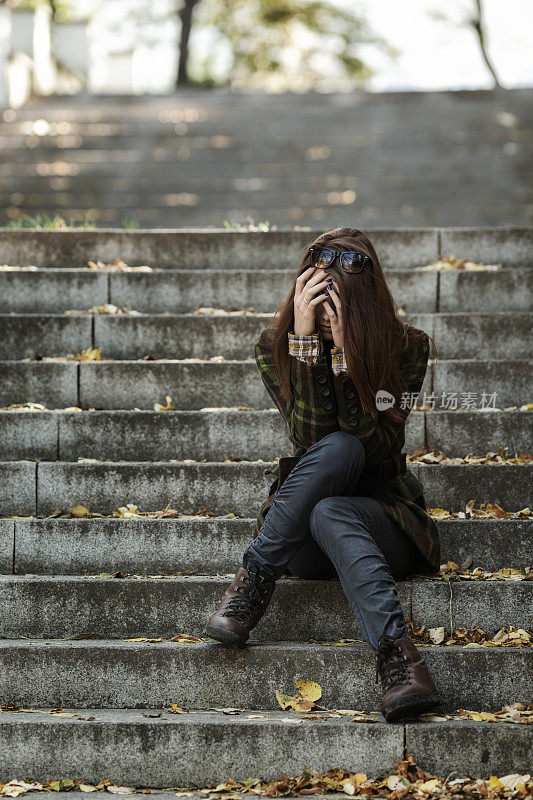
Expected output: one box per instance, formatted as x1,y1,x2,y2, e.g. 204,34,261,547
54,20,90,79
0,4,56,107
0,0,178,105
32,4,55,95
87,0,178,94
0,7,10,107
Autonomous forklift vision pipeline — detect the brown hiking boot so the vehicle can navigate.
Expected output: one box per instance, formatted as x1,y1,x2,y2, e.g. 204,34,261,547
205,563,276,647
376,634,441,722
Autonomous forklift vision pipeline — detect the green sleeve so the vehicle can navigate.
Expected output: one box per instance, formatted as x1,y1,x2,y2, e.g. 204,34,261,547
254,329,339,450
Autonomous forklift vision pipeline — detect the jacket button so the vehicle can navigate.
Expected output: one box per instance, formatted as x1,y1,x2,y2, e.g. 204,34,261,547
349,416,358,426
345,389,355,399
348,404,358,413
321,387,330,397
317,375,327,385
323,400,334,411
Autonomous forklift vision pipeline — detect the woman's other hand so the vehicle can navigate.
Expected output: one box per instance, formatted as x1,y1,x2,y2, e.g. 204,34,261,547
293,266,330,335
322,282,344,349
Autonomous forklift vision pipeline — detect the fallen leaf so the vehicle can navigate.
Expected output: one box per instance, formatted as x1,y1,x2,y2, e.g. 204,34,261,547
341,774,368,794
429,627,445,644
154,395,174,411
68,504,91,518
417,778,442,793
275,680,322,712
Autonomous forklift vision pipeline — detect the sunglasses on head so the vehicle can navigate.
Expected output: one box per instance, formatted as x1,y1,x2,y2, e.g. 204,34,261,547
308,245,373,273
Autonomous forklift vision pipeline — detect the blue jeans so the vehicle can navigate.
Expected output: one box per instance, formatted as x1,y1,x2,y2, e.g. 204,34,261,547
243,431,420,649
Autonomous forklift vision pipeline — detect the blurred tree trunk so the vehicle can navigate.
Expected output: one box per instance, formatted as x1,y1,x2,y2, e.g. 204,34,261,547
176,0,198,87
472,0,501,88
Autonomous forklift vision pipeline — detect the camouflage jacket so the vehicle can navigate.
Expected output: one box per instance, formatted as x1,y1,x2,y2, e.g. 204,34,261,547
253,324,441,575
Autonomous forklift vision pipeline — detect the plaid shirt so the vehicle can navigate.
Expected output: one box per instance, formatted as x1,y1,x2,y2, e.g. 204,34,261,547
254,325,441,574
288,332,347,375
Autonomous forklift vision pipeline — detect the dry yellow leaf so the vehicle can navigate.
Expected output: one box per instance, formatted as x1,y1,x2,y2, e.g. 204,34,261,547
492,629,508,643
417,778,442,793
294,679,322,703
275,691,295,710
499,774,531,790
430,507,450,518
341,774,368,794
115,504,142,519
429,627,445,644
275,679,322,712
124,637,163,643
385,775,406,791
509,629,530,640
68,504,91,518
154,395,174,411
76,347,102,361
0,781,43,798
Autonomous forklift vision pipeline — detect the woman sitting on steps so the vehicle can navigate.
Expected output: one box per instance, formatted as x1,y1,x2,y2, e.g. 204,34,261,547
206,226,442,723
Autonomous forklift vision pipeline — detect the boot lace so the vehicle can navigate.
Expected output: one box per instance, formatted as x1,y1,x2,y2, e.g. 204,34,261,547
223,565,272,623
376,635,410,689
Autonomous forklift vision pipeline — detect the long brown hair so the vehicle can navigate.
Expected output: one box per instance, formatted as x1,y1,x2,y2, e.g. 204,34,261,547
264,226,437,424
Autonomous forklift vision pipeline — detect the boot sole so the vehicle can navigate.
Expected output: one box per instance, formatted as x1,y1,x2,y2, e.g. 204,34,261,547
382,692,442,723
205,624,248,648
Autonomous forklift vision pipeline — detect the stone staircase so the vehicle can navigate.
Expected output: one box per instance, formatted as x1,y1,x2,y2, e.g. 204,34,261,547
1,88,532,228
0,227,531,785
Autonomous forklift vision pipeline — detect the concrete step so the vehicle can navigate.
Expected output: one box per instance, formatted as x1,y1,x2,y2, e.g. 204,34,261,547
2,115,529,144
3,149,530,178
5,186,528,214
4,163,530,194
1,147,531,175
0,460,531,516
4,202,529,230
5,129,528,153
0,575,530,640
0,408,418,461
0,198,528,232
0,409,531,462
431,360,531,408
438,268,533,312
0,269,109,314
2,517,531,574
2,267,532,315
0,314,93,360
0,228,531,269
423,409,533,454
0,228,432,269
7,83,533,114
27,264,533,314
1,311,531,361
1,640,531,714
2,357,531,410
5,94,532,127
432,313,531,359
2,708,530,783
34,206,533,229
0,361,79,408
0,268,435,315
